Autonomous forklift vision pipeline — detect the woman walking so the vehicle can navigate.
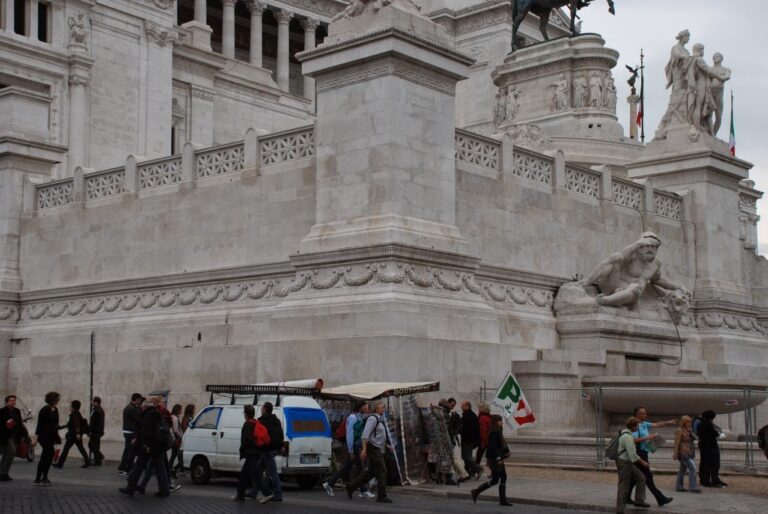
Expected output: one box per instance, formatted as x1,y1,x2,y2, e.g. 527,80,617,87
54,400,91,469
698,410,726,487
177,404,195,476
33,391,61,486
673,416,701,493
475,402,492,465
470,415,512,506
168,404,183,477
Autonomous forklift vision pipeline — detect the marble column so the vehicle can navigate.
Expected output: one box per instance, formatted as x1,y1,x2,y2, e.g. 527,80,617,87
300,18,319,99
276,9,293,92
2,0,13,33
194,0,207,24
247,0,264,67
68,74,89,172
28,0,39,39
222,0,236,59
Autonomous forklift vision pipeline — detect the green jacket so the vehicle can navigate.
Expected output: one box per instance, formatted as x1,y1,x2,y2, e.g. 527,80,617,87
618,429,640,463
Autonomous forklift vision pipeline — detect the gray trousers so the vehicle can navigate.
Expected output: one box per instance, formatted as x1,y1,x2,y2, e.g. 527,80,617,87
0,439,16,475
616,459,646,514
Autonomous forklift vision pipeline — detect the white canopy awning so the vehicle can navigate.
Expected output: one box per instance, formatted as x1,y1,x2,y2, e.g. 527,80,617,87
320,381,440,401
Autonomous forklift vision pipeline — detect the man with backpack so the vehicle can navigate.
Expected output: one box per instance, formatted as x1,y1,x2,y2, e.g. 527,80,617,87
233,404,265,502
88,397,105,466
615,417,649,514
119,398,170,498
254,402,284,503
346,401,393,504
322,402,374,498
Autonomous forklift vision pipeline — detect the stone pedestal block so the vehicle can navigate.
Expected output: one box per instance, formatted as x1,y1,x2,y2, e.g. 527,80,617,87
297,4,474,254
180,21,213,52
492,34,641,164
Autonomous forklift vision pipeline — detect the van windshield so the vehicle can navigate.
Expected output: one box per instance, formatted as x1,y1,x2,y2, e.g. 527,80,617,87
283,407,331,439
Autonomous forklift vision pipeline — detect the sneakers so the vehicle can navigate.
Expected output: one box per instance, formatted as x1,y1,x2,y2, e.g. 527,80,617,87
169,484,182,492
259,494,274,504
118,470,128,477
42,479,52,487
322,481,335,497
34,480,44,486
359,491,376,499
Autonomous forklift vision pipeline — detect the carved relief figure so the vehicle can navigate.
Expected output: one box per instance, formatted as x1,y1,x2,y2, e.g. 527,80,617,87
551,73,570,111
555,232,691,317
332,0,421,21
604,75,617,111
707,53,731,135
68,13,87,48
589,72,603,108
572,75,588,109
505,87,520,122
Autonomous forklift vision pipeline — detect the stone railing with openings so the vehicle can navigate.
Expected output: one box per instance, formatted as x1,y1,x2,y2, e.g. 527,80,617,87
654,190,683,220
260,127,315,166
511,147,553,185
138,155,183,190
564,166,601,198
612,178,643,210
37,179,74,209
455,129,500,171
196,142,245,179
33,125,316,211
85,167,126,200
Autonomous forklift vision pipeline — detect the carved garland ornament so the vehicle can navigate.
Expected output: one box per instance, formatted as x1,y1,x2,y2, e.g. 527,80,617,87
18,264,556,321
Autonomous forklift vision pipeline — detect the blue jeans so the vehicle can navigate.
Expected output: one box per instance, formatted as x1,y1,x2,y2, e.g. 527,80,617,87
257,451,282,500
676,455,698,491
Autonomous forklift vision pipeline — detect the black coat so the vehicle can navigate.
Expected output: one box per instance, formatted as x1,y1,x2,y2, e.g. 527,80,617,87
239,420,259,459
486,427,509,462
90,406,105,436
0,406,28,444
461,410,481,447
122,402,140,433
65,410,86,439
136,406,163,454
698,419,720,448
35,405,60,446
258,413,284,451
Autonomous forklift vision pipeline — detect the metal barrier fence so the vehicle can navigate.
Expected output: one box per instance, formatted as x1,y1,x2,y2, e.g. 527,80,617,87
480,384,768,473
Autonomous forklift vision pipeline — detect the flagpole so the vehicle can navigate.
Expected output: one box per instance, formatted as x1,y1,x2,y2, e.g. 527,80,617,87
640,49,645,143
730,90,736,156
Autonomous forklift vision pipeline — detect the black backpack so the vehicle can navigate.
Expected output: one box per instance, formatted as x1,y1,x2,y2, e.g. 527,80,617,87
155,418,175,450
758,425,768,450
605,431,626,460
264,416,284,451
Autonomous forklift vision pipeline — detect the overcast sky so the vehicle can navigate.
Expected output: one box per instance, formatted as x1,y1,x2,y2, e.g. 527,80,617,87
581,1,768,253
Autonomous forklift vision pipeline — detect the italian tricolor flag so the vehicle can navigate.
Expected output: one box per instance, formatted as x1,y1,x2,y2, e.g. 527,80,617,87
729,92,736,156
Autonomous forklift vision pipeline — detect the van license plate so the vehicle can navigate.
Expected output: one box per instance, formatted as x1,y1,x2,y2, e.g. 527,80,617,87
300,454,320,464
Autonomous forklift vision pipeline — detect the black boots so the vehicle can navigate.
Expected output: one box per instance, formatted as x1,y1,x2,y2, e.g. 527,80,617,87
470,482,491,503
499,485,513,506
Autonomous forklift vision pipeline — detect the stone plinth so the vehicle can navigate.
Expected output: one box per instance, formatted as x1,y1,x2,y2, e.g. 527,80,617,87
0,87,52,142
491,34,641,164
297,4,474,254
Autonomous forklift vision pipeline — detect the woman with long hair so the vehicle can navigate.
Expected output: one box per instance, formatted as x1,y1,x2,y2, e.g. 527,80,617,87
673,415,701,493
470,414,512,506
33,391,61,485
168,404,183,478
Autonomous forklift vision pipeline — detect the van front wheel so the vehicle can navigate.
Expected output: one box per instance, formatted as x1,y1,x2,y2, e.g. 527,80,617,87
190,456,211,485
296,474,319,490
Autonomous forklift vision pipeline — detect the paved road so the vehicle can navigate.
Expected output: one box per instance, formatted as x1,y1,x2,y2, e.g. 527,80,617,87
0,460,596,514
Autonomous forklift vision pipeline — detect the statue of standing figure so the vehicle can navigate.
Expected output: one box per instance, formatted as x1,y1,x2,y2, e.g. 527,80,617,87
572,75,588,109
589,73,603,108
551,74,570,111
656,30,734,140
604,76,617,112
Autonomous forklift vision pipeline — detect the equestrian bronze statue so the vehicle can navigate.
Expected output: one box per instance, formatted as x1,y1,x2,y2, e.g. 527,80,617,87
511,0,616,51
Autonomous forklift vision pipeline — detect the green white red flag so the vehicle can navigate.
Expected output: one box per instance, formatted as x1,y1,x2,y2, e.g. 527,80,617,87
729,91,736,157
491,372,536,431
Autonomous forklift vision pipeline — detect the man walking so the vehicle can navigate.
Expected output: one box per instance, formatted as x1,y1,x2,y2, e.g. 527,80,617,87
89,397,105,466
627,406,675,507
54,400,91,469
322,402,374,498
0,395,29,481
346,401,393,504
616,417,649,514
460,401,484,479
255,402,284,503
118,393,142,475
233,405,263,502
119,398,170,498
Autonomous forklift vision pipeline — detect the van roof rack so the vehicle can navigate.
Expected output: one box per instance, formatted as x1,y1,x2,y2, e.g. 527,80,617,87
205,384,320,406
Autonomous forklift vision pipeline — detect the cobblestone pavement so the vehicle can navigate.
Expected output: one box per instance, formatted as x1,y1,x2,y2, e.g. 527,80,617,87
0,459,594,514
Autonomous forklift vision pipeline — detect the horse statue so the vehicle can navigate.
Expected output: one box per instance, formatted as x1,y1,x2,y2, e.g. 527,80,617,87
511,0,616,51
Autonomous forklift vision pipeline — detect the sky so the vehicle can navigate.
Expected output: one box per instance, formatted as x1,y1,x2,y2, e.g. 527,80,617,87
581,0,768,253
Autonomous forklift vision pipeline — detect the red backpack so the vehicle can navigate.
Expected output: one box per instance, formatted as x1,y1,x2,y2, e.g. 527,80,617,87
334,417,347,443
249,419,271,448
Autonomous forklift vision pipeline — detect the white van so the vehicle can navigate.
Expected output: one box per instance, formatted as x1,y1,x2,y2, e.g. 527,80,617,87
181,390,332,490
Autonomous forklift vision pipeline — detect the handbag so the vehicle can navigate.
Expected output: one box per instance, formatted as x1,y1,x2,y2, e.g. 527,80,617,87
15,439,28,459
